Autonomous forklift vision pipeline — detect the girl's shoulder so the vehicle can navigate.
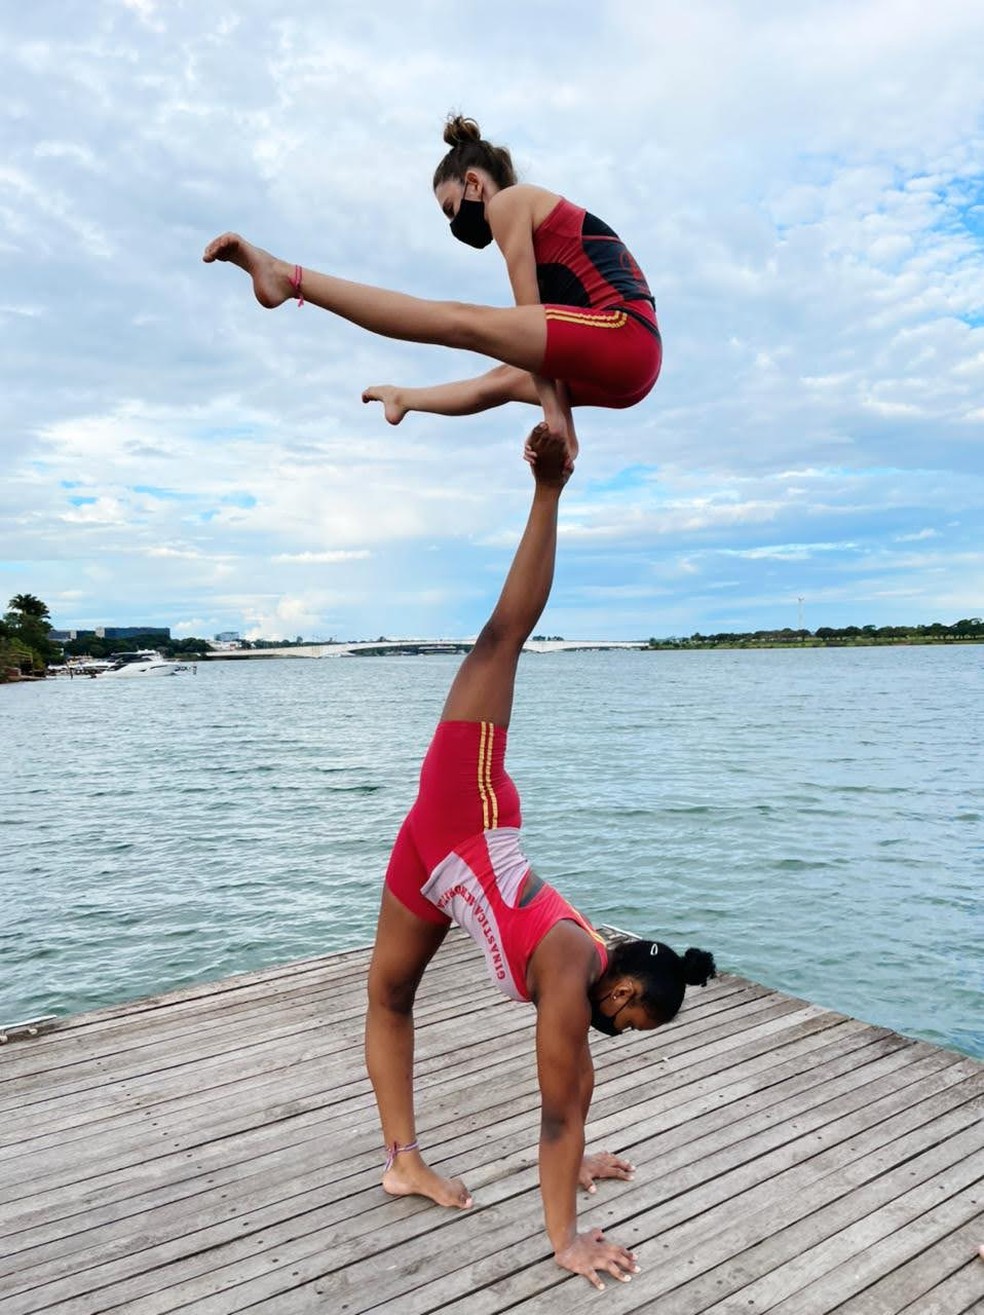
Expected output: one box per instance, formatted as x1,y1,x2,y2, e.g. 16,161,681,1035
488,183,563,225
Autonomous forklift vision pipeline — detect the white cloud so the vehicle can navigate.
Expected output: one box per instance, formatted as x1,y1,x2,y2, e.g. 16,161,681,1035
273,550,371,564
1,0,982,637
242,592,341,640
895,528,940,542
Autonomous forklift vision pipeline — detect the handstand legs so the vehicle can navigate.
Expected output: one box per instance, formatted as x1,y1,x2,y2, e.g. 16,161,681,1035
364,426,569,1209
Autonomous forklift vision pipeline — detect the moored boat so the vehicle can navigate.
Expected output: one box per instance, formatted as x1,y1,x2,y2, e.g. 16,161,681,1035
98,650,184,677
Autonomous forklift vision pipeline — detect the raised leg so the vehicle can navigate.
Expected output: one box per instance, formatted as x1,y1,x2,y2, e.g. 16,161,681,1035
203,233,548,373
440,425,569,729
365,888,472,1208
362,364,539,425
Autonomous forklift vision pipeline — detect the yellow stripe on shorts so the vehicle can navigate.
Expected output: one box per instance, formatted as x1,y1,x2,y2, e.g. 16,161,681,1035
476,721,499,830
543,308,629,330
486,723,498,828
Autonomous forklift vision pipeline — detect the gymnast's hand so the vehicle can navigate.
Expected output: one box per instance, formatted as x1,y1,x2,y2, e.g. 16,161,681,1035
578,1150,635,1194
554,1229,640,1290
525,423,571,488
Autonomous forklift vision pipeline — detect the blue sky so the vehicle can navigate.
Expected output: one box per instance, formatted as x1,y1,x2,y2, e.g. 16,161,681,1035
2,0,982,640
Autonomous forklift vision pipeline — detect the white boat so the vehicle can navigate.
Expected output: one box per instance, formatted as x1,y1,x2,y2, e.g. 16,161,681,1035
64,657,115,677
98,650,184,678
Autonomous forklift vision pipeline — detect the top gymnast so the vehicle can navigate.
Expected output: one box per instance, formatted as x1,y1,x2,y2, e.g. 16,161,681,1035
203,115,661,465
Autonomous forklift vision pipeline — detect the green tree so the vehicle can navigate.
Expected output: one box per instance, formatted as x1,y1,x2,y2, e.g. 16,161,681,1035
3,593,59,672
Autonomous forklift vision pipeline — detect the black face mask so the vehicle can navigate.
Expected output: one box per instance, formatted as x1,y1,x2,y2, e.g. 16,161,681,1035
450,186,493,249
589,992,627,1037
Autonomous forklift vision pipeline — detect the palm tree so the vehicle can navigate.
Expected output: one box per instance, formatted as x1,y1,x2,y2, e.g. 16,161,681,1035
8,593,50,619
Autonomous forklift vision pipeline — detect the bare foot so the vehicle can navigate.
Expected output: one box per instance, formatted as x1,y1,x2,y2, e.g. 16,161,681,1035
202,233,293,309
362,385,407,426
526,423,572,489
382,1152,472,1209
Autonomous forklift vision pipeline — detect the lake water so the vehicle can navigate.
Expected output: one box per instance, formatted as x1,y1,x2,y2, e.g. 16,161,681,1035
2,646,982,1058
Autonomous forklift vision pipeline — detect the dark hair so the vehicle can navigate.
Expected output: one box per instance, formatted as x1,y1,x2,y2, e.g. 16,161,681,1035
433,114,518,192
609,940,716,1024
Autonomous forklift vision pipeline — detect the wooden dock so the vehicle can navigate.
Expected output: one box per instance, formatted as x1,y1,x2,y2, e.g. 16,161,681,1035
2,932,982,1314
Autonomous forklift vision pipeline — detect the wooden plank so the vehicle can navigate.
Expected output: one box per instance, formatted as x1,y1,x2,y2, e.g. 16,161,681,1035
0,943,378,1075
0,1004,852,1304
175,1115,984,1315
0,1006,874,1285
645,1124,984,1315
0,980,497,1146
0,989,821,1274
0,1004,931,1251
760,1174,984,1315
895,1258,984,1315
830,1217,984,1314
0,964,755,1134
0,940,480,1105
0,973,759,1143
0,1015,898,1295
552,1077,984,1315
0,986,795,1203
27,1041,975,1313
413,1071,983,1315
1,934,981,1315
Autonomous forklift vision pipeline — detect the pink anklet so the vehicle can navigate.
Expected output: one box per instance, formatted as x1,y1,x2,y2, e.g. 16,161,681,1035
290,264,304,307
384,1139,418,1172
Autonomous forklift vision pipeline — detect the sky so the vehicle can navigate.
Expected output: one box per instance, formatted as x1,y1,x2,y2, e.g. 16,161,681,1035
2,0,982,641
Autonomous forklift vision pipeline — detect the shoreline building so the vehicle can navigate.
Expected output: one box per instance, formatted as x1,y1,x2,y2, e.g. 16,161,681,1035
48,625,172,643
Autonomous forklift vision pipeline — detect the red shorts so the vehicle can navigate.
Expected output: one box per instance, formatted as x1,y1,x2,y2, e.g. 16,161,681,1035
385,720,521,925
541,301,662,408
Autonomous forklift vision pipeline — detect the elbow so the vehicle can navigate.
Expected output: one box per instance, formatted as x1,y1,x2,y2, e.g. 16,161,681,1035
540,1107,583,1143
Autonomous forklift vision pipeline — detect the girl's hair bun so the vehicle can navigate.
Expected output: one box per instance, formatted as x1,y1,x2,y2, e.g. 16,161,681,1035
682,947,717,987
443,114,482,148
433,115,517,190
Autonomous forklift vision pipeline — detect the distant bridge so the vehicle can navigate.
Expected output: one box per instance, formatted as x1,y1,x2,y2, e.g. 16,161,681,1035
202,639,647,660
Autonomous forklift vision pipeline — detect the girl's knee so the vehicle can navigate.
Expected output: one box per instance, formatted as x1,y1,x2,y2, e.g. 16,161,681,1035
479,364,528,405
368,974,418,1015
444,301,485,352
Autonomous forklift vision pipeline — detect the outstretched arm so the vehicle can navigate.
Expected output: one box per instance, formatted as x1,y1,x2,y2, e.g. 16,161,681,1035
440,425,569,728
488,191,575,450
532,928,639,1290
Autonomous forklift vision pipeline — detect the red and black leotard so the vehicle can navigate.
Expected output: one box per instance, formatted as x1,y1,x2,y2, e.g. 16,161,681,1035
534,197,661,408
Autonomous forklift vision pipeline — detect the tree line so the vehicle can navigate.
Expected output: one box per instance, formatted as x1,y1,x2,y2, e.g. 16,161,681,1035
647,619,984,648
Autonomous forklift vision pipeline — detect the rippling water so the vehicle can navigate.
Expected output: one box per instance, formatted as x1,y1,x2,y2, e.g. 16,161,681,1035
3,647,982,1057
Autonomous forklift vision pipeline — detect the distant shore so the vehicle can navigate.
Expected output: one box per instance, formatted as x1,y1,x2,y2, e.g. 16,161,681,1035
8,627,981,683
646,635,984,651
195,634,984,660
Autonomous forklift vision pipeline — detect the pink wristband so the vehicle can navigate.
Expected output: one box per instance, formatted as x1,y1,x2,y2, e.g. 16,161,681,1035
291,264,304,307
